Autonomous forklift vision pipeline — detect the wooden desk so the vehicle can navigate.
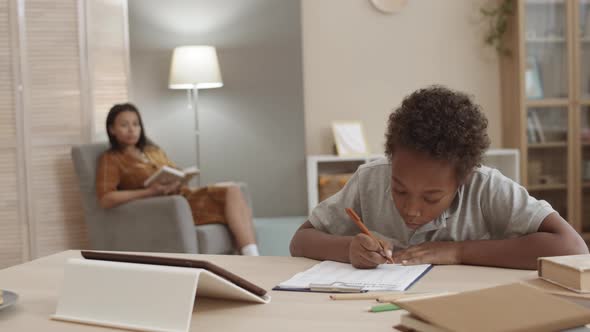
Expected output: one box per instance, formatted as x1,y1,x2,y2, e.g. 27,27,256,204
0,251,536,331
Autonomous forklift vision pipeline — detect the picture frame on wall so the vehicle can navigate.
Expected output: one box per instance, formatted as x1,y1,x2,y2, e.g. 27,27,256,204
332,121,369,157
525,56,543,99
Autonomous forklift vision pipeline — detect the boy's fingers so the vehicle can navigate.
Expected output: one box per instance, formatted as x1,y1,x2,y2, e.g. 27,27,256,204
378,239,393,252
350,235,388,269
392,250,406,261
356,251,385,268
393,245,423,260
377,239,393,262
393,250,415,263
364,251,388,265
383,249,393,258
401,257,423,265
399,249,432,265
357,234,380,251
350,249,376,269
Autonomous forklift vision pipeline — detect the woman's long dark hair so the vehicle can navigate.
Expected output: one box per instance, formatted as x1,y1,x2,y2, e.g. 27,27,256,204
106,103,149,151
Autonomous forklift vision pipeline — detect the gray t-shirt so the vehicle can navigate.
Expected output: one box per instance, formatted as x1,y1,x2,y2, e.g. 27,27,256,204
309,158,556,250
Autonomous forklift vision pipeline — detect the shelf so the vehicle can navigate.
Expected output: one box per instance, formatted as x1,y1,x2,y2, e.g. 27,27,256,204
526,38,565,43
527,38,590,43
307,154,384,163
528,142,567,148
527,183,567,191
525,99,569,107
525,0,565,4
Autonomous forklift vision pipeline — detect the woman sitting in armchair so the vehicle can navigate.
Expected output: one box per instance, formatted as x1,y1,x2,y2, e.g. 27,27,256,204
96,103,259,256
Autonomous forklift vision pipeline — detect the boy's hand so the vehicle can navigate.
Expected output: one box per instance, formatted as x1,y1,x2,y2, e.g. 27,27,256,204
349,233,393,269
392,241,462,265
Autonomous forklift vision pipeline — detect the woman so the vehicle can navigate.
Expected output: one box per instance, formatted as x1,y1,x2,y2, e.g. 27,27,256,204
96,103,259,256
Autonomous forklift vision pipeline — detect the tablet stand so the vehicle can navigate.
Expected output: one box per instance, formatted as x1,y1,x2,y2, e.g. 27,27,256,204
52,258,269,332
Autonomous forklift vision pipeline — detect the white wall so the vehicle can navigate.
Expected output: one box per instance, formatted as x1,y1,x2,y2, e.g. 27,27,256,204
128,0,306,217
302,0,502,155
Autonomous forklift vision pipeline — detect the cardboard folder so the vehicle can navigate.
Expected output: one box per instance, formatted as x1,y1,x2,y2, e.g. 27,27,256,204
393,283,590,332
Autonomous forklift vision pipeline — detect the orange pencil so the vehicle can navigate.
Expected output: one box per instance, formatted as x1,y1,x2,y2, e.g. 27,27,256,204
345,208,394,264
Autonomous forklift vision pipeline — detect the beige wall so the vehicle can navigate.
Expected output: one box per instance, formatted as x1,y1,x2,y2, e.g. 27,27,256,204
302,0,502,155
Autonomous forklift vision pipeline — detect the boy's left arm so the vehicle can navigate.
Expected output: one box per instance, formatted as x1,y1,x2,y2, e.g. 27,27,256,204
392,212,588,270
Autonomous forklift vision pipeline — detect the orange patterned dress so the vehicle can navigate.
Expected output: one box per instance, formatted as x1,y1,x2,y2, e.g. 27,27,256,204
96,145,228,225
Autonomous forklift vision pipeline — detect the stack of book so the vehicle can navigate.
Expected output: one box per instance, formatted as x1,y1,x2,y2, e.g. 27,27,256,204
538,254,590,293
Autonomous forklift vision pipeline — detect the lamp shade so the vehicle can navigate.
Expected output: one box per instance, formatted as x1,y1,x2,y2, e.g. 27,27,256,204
168,45,223,89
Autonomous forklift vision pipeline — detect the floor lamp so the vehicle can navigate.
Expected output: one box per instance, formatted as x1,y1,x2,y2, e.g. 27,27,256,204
168,46,223,186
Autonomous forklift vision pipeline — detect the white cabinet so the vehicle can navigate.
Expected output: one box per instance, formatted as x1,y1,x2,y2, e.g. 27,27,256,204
306,149,520,214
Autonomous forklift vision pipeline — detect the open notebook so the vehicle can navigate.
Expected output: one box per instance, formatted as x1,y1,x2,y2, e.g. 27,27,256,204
275,261,431,292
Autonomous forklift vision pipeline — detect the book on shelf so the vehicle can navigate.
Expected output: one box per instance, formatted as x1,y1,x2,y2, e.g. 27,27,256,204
143,165,199,187
392,283,590,332
538,254,590,293
525,56,543,99
527,114,539,144
530,111,546,143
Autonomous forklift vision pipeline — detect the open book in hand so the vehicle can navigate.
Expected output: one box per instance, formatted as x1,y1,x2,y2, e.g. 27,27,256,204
143,165,200,187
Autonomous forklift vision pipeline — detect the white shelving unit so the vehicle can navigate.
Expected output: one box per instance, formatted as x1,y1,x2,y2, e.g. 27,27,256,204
482,149,521,183
306,149,520,213
306,154,383,214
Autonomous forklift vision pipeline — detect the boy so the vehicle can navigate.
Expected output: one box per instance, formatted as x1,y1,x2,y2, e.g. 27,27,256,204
290,86,588,270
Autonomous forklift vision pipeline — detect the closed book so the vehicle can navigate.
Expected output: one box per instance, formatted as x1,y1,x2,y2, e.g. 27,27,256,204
538,254,590,293
393,283,590,332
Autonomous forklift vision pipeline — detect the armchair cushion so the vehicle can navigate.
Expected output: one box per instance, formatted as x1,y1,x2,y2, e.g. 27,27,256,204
195,224,234,255
97,196,199,253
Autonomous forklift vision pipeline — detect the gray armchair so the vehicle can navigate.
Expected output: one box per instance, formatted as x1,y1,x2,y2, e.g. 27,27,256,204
71,143,235,254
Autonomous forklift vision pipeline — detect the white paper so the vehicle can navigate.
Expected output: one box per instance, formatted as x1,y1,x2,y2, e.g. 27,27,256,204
277,261,431,291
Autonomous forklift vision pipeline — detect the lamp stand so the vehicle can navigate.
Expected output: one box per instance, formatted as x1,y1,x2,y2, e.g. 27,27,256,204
188,88,201,187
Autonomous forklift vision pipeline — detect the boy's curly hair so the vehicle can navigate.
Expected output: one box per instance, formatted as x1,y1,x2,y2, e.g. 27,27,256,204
384,86,491,181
